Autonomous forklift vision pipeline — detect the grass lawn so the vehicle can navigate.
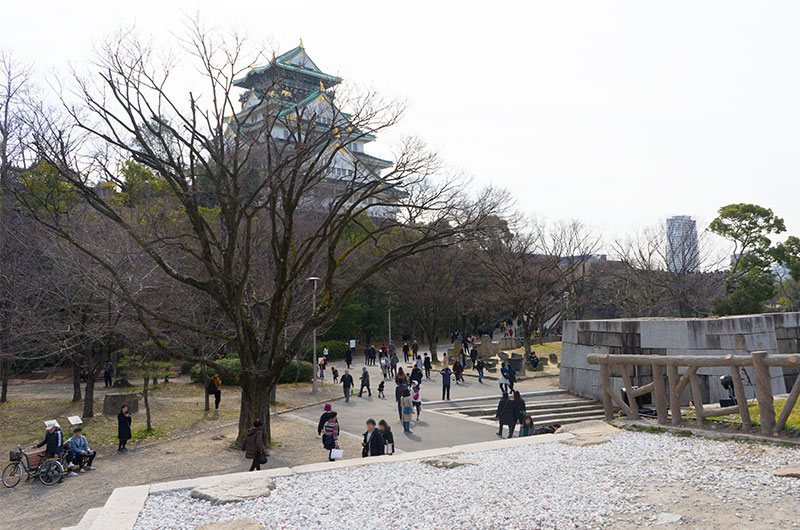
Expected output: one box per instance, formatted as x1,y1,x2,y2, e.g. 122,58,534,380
0,382,239,450
689,398,800,436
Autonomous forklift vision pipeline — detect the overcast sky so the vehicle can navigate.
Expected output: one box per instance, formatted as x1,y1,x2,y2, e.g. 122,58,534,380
3,1,799,252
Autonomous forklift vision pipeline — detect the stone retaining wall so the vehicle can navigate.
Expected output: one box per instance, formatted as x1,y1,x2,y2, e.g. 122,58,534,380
560,312,800,405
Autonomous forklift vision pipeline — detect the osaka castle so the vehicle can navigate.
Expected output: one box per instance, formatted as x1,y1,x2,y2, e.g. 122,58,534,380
232,41,398,219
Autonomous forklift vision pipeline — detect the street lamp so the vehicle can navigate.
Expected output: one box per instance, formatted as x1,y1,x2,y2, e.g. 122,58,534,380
309,277,321,395
386,290,393,346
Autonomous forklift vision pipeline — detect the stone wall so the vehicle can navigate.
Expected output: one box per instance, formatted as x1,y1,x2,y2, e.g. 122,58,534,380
560,313,800,405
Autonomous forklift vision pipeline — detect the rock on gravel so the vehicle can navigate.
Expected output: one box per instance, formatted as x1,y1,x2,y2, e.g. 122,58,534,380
774,466,800,479
197,518,264,529
421,457,476,469
191,476,276,504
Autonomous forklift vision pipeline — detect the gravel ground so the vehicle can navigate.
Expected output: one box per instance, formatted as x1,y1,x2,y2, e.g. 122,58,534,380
134,431,800,529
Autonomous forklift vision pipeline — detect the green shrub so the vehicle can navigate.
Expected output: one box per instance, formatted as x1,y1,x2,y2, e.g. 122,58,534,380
180,361,195,375
279,360,314,383
300,340,348,362
189,357,313,385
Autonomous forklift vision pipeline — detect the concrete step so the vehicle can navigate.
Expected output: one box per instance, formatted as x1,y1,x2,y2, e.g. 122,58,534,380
475,407,604,423
456,403,602,417
61,507,103,530
428,397,591,412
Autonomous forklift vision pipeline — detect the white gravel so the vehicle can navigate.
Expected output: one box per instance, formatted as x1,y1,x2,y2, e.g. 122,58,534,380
134,432,800,529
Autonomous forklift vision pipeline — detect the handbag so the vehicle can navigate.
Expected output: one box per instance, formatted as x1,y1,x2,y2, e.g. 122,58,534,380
403,406,412,414
257,453,268,465
330,448,343,460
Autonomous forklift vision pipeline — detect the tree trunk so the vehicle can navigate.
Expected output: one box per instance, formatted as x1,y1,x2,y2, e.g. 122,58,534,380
83,370,97,417
0,357,9,403
428,341,438,363
238,372,272,444
201,364,210,411
143,376,152,431
72,361,82,402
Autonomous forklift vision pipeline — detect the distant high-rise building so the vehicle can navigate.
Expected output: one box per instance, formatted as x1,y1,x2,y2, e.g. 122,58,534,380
666,215,699,273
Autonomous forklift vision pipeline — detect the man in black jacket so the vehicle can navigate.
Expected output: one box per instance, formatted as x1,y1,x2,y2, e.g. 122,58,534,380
495,393,516,438
361,418,385,457
359,367,371,397
341,370,354,402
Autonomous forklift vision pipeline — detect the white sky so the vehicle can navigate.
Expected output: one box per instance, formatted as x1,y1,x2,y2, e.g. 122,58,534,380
3,1,799,252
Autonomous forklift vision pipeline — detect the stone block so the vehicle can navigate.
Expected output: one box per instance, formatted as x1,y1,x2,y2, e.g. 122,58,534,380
642,320,689,349
198,519,264,530
191,475,276,504
422,457,476,469
774,466,800,479
103,394,139,416
562,322,578,344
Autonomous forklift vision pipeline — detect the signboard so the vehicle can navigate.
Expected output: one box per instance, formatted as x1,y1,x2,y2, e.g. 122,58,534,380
349,339,356,348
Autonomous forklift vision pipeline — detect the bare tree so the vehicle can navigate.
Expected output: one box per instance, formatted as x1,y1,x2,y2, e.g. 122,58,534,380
612,223,725,317
480,218,598,357
25,22,505,441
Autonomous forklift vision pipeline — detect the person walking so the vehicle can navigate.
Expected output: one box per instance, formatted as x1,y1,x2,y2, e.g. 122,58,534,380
345,347,353,369
243,420,269,471
513,390,526,436
410,365,423,386
402,342,410,363
117,405,132,452
323,346,329,359
331,366,339,384
423,353,432,379
318,356,326,381
495,393,516,438
400,389,414,433
359,367,371,397
390,353,398,378
322,412,340,461
476,356,485,384
377,380,386,398
470,347,478,370
440,366,452,400
452,358,463,385
104,362,114,387
317,403,334,436
206,373,222,410
499,362,510,394
362,418,385,457
363,345,370,366
411,381,422,421
411,340,419,359
378,419,394,455
380,356,389,380
341,369,354,402
395,376,408,421
415,355,423,371
507,364,517,393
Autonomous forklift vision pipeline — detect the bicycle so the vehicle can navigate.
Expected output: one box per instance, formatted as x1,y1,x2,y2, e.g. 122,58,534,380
2,445,64,487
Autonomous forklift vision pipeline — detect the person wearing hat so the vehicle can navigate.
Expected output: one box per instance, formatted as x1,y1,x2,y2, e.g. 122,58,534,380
68,427,96,472
37,420,64,460
358,366,371,397
317,403,334,436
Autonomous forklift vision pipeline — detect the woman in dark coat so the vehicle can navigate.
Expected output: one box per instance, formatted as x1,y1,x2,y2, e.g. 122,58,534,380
495,393,516,438
117,404,132,452
243,420,268,471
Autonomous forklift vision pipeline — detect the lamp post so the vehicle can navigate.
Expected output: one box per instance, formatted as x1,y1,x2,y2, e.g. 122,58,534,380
386,291,393,346
309,277,321,395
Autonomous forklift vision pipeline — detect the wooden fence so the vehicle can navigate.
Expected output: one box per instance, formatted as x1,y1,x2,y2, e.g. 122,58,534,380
587,351,800,436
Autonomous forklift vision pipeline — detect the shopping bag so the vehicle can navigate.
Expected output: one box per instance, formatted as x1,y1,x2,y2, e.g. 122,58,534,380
330,448,343,460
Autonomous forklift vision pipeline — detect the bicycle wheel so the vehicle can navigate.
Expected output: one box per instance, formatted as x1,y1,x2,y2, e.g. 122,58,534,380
38,460,63,486
2,463,22,488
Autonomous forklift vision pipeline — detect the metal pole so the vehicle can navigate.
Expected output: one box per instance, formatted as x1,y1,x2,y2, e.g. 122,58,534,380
312,280,318,395
387,291,392,346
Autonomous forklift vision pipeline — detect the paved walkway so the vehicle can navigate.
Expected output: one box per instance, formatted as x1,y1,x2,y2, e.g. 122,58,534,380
295,354,560,452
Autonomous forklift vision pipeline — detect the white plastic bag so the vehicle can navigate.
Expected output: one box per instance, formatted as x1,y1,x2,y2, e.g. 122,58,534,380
330,448,343,460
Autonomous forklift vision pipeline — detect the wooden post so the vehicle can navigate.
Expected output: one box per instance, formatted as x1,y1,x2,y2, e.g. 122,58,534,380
620,364,640,419
729,364,752,432
751,350,776,435
652,364,668,425
667,364,681,426
600,363,613,421
688,371,705,427
775,367,800,434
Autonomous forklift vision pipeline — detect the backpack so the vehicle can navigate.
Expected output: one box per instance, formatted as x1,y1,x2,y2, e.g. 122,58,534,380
206,380,216,394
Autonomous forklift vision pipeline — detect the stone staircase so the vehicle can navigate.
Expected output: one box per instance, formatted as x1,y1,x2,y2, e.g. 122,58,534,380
427,391,605,428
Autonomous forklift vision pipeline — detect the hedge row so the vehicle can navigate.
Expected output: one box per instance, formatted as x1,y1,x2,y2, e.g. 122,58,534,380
300,340,349,362
187,358,313,385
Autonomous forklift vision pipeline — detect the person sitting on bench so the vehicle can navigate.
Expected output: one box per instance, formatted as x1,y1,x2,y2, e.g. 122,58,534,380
69,427,96,471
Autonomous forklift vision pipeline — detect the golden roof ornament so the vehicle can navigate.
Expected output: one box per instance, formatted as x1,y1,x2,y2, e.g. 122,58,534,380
319,81,325,91
299,38,304,48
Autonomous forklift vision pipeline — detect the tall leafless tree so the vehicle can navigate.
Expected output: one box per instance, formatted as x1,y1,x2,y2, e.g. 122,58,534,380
25,22,505,441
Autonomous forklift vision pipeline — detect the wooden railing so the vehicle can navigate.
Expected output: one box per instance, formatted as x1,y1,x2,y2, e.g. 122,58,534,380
587,351,800,436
